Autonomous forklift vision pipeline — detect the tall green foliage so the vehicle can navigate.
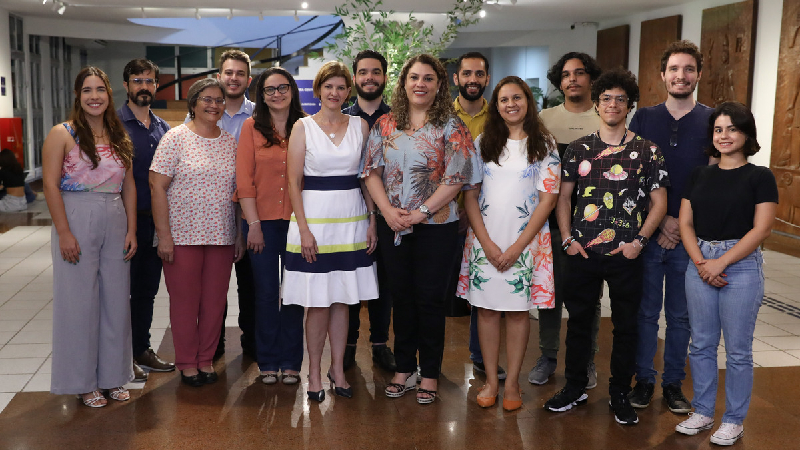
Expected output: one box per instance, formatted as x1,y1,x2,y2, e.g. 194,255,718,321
325,0,483,102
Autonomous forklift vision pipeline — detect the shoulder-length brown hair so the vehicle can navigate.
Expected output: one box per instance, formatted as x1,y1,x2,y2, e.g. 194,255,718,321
69,66,133,169
480,76,554,165
390,54,455,130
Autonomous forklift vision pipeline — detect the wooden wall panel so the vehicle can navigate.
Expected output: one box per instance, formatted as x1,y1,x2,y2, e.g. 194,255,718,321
637,15,682,108
596,25,629,71
697,0,757,108
770,0,800,239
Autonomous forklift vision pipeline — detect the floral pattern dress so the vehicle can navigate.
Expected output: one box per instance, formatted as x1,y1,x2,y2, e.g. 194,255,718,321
457,137,561,311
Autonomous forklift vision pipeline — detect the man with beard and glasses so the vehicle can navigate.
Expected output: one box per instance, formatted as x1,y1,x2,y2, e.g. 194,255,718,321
627,40,714,414
451,52,506,380
118,59,174,382
528,52,603,389
341,50,396,373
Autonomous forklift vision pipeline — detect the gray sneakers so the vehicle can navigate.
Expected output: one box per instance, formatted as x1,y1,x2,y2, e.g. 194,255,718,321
528,355,557,385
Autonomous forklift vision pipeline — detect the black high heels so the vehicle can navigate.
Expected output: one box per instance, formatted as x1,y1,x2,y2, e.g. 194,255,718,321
327,372,353,398
307,389,326,402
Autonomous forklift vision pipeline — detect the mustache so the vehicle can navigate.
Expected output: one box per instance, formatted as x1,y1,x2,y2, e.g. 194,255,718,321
134,89,153,97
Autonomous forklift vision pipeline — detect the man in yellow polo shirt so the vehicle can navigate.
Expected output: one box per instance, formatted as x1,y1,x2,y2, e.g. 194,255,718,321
450,51,506,380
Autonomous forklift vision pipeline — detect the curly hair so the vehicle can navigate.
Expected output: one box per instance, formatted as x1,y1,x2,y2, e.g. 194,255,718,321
660,40,703,73
480,76,554,166
252,67,306,147
69,66,133,169
547,52,602,93
390,54,455,130
591,68,639,109
706,101,761,158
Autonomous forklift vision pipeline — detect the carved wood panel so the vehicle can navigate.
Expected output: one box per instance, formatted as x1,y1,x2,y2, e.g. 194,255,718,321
637,16,682,109
771,0,800,238
596,25,629,71
698,0,757,108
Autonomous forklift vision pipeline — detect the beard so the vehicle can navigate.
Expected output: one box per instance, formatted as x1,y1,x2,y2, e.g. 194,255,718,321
667,89,694,99
355,82,385,101
128,89,153,107
458,83,486,102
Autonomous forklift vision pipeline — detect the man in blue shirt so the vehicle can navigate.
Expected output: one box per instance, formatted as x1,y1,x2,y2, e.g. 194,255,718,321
341,50,395,372
118,59,174,381
627,40,714,414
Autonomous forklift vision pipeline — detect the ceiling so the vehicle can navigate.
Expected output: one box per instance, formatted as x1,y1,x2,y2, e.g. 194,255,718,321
6,0,697,33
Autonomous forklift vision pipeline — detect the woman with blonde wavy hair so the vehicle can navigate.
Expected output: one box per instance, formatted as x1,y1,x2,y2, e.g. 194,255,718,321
42,66,137,408
361,54,481,404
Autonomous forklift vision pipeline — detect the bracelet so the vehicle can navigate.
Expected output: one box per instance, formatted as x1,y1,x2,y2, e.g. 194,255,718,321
368,210,377,216
248,219,261,226
561,236,575,252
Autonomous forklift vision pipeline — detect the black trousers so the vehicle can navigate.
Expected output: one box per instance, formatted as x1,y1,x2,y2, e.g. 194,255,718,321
563,252,643,395
219,252,256,350
129,214,163,357
377,217,458,379
347,245,391,345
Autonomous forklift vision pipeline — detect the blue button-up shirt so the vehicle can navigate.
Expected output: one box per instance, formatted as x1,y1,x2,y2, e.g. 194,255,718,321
220,98,254,141
118,101,170,211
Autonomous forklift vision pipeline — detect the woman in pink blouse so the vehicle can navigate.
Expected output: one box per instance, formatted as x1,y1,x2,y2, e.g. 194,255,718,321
42,67,137,408
150,78,244,387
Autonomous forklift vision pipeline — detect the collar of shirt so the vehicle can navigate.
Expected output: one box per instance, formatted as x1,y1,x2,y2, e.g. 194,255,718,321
118,101,162,129
219,98,255,140
453,97,489,140
346,99,390,115
453,97,489,118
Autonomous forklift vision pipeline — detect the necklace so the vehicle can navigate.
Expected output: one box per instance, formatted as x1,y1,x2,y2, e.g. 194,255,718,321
410,119,427,133
315,115,346,140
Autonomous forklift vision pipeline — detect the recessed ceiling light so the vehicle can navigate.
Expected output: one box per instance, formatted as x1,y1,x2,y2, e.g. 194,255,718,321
479,9,486,18
301,2,308,9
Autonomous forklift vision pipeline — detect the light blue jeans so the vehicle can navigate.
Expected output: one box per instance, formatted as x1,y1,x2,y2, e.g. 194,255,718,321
685,238,763,425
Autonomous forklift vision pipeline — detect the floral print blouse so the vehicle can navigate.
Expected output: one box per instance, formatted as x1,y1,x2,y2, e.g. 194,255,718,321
360,113,482,241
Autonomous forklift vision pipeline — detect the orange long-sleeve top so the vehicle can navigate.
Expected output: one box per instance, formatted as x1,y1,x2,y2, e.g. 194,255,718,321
235,117,293,220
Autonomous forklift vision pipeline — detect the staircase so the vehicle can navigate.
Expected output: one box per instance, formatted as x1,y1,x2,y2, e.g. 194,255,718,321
152,100,189,128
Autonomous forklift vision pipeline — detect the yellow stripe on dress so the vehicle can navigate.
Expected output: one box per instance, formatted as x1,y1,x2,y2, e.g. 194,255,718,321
290,214,369,224
286,242,368,254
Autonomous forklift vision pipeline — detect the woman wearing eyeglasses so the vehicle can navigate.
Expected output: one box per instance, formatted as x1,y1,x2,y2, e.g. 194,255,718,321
150,78,244,387
237,68,307,386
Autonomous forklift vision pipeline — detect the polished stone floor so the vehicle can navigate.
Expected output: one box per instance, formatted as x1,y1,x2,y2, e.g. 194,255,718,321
2,198,800,449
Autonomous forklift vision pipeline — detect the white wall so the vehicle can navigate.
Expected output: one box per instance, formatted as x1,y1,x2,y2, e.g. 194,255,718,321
599,0,783,167
0,8,13,118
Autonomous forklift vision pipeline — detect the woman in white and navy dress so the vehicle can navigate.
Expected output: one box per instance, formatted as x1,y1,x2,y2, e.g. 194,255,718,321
284,61,378,402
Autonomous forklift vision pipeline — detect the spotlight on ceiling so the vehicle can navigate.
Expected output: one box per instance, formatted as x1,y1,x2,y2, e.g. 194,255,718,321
478,9,486,18
227,8,233,19
301,2,308,9
294,10,299,21
195,8,201,20
57,2,66,15
141,7,146,18
259,11,264,20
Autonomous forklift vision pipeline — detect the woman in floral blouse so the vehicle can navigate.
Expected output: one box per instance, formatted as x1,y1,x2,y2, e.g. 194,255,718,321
361,54,481,404
457,76,560,411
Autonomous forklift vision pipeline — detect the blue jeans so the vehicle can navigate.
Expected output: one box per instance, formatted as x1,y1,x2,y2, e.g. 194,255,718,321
635,241,691,386
245,220,304,372
686,239,763,425
129,214,163,356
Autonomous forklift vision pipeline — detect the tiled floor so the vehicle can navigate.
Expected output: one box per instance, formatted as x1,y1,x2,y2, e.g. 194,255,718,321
3,202,800,448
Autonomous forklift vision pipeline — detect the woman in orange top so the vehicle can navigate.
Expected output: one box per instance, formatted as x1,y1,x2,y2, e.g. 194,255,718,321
237,67,306,385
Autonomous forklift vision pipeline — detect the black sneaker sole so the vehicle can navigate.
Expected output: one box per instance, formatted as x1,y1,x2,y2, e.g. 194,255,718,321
609,400,639,425
545,393,588,412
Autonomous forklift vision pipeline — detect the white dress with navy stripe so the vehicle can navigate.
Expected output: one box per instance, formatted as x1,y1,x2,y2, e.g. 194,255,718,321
282,115,378,307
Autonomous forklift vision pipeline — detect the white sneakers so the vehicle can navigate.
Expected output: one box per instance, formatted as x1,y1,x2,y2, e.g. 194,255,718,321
676,414,743,446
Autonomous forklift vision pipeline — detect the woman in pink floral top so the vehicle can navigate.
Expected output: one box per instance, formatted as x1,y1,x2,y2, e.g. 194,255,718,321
150,78,243,387
361,54,481,404
42,67,137,408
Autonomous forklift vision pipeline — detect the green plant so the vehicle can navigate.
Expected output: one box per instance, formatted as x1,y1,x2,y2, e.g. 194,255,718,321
325,0,483,102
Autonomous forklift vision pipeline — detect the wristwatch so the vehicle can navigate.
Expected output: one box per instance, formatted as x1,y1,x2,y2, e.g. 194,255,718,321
419,204,434,219
635,234,649,248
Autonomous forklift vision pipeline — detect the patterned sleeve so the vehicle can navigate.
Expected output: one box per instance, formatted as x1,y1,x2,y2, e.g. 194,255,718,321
462,134,486,191
536,136,561,194
441,117,481,186
561,141,579,181
643,142,670,192
150,126,182,177
359,115,390,178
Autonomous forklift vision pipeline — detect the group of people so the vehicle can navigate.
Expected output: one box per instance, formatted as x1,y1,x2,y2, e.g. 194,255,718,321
43,41,776,446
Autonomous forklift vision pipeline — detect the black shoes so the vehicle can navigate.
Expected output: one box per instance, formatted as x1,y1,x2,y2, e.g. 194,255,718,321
180,370,205,387
628,381,655,409
200,370,218,385
327,372,353,398
472,361,507,381
544,387,588,412
307,389,325,402
372,345,397,372
663,384,692,414
610,391,639,425
343,345,356,371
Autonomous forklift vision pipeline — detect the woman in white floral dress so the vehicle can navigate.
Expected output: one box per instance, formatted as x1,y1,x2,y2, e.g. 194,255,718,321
457,76,560,411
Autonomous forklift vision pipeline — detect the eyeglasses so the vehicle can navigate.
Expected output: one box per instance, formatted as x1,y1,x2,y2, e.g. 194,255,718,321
264,84,291,96
670,122,679,147
131,78,156,85
599,94,628,105
198,96,225,105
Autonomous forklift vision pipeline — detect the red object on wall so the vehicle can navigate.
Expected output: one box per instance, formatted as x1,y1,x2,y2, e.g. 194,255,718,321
0,118,25,167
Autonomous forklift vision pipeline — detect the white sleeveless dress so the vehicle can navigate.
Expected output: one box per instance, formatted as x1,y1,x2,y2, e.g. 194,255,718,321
282,115,378,307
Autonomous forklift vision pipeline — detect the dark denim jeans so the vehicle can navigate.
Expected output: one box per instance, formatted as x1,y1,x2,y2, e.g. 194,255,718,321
245,220,304,372
130,214,163,357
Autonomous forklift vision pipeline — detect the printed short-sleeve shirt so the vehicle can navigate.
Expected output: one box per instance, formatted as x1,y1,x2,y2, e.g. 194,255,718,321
360,113,482,225
562,132,670,255
150,124,238,246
